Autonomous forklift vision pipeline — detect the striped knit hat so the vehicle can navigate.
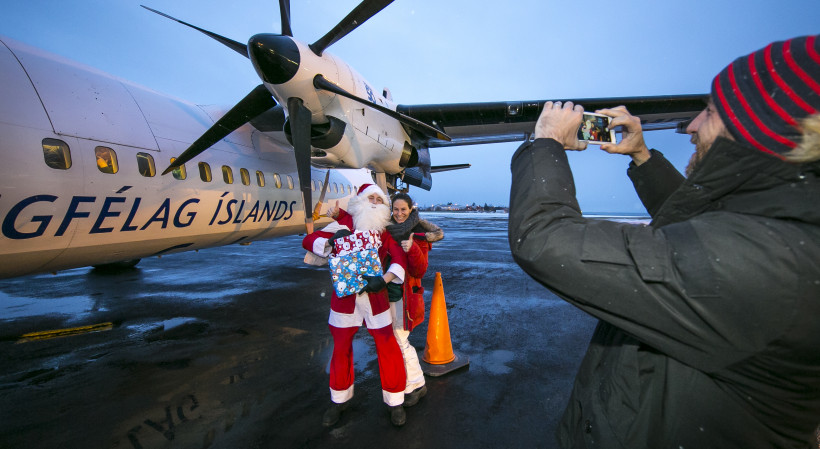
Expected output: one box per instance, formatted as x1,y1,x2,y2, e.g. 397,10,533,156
711,34,820,159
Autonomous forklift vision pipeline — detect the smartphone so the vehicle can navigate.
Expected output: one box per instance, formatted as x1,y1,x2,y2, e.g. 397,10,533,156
577,112,616,144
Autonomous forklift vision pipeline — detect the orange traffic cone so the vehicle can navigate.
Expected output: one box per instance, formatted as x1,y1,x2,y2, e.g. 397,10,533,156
420,272,469,376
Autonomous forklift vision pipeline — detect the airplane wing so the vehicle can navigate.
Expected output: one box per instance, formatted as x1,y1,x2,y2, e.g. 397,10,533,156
397,94,708,148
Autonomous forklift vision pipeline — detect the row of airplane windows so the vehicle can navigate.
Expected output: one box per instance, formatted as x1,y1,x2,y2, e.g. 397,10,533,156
41,138,355,195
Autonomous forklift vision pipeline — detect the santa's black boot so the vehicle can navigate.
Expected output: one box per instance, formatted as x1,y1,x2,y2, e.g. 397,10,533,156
322,401,348,427
389,404,406,426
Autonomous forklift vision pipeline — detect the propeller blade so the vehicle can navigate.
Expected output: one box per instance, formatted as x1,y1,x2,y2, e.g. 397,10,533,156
313,75,451,141
249,105,287,132
278,0,292,36
162,85,277,175
287,97,314,233
141,5,249,58
309,0,394,56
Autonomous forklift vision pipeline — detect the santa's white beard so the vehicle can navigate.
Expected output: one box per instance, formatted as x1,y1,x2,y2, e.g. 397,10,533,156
348,197,391,231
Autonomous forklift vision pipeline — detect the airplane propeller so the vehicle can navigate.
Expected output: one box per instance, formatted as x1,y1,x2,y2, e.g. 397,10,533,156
144,0,446,232
288,97,314,233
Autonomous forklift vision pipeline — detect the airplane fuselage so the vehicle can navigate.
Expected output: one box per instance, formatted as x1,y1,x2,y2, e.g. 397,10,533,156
0,35,371,279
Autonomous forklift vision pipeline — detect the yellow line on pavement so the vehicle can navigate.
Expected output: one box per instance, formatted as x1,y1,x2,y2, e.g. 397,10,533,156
16,322,113,343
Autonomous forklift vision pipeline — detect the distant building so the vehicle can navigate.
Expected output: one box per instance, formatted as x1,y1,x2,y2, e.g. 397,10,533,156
418,202,508,213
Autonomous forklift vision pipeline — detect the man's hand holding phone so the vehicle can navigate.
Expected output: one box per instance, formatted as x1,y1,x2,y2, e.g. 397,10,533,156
535,101,588,151
595,106,651,165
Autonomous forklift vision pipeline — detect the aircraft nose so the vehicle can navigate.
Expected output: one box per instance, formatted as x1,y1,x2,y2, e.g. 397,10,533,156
248,34,300,85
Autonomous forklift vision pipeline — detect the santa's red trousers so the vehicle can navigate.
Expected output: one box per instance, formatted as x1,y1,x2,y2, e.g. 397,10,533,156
328,324,406,406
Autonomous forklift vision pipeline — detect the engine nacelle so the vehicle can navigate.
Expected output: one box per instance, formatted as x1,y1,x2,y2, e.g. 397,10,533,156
401,167,432,190
399,146,432,190
283,115,346,152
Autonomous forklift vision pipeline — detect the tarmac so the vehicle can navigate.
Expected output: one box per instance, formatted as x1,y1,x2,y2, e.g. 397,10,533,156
0,212,597,449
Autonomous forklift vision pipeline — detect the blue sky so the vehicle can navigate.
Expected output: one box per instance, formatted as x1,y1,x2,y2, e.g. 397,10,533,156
1,0,818,212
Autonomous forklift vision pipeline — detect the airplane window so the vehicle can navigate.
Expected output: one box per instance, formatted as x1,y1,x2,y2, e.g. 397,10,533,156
95,146,118,174
42,138,71,170
240,168,250,186
170,158,186,180
311,179,317,191
256,170,265,187
347,185,352,194
333,182,339,193
273,173,282,188
137,152,155,177
222,166,234,184
199,162,212,182
286,175,294,190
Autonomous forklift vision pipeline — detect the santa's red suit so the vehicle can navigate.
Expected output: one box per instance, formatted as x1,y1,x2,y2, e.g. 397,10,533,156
302,191,408,407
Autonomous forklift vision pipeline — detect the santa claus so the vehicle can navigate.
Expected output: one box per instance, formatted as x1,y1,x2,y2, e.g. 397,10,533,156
302,183,409,427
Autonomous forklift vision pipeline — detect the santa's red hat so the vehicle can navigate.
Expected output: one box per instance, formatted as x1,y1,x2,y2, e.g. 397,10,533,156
355,183,389,204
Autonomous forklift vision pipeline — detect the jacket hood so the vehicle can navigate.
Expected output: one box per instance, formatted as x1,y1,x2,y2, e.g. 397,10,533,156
652,137,820,228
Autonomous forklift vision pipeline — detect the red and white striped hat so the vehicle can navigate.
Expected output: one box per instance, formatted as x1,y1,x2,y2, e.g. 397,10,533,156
711,34,820,159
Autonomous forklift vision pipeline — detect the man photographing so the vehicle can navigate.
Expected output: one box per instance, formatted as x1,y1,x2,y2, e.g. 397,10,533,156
508,35,819,448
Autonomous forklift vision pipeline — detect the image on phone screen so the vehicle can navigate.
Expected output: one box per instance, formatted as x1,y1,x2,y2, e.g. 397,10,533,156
578,113,615,143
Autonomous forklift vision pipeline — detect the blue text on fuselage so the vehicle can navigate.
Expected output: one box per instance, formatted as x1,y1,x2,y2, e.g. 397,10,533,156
1,193,296,240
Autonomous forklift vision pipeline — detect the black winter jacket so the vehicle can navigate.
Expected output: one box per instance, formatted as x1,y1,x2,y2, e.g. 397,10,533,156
508,137,820,449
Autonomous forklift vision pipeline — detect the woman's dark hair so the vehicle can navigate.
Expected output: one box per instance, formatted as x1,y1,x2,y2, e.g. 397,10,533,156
391,192,414,208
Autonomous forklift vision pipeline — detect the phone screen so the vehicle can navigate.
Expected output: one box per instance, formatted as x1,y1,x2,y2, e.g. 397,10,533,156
578,113,614,143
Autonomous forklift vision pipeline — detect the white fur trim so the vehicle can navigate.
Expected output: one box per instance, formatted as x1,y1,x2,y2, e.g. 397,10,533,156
320,220,350,234
328,308,363,328
366,308,393,329
383,390,405,406
312,238,331,257
387,264,405,283
330,385,353,404
328,293,393,329
358,184,388,203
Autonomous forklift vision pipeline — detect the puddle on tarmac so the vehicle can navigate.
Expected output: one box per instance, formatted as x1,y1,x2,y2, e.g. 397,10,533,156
0,290,95,320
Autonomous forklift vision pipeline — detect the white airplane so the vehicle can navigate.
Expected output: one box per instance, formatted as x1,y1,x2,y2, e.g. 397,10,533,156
0,0,707,280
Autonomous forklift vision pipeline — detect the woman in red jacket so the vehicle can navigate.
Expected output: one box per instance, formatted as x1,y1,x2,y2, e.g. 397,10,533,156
386,192,444,407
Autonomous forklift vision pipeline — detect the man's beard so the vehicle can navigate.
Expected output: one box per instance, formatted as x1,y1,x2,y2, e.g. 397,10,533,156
348,199,391,231
685,143,708,177
685,128,733,177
